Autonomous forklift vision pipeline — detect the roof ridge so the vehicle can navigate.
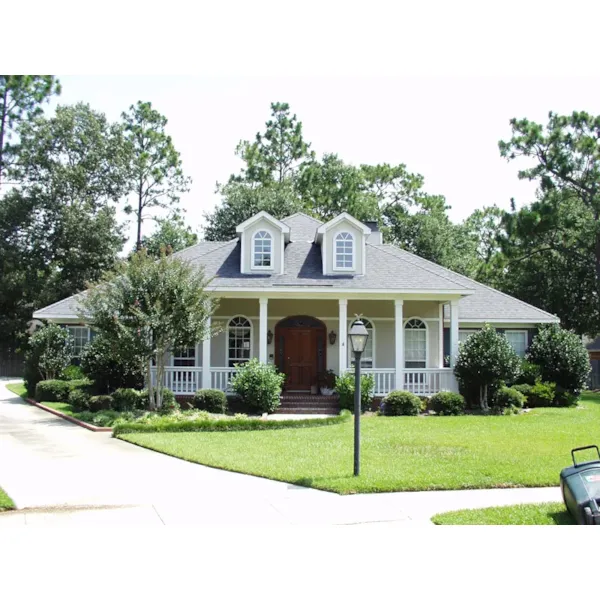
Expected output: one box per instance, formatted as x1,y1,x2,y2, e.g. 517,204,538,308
386,245,558,320
282,212,323,225
369,243,471,291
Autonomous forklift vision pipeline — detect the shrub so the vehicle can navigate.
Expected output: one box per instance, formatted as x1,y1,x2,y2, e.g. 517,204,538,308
334,371,375,413
492,386,525,415
380,390,422,416
158,394,179,415
510,383,532,402
35,379,71,403
111,388,142,412
139,387,176,410
230,358,285,414
88,395,113,412
62,364,84,381
430,391,466,415
525,381,556,408
80,333,144,394
555,387,579,407
69,388,91,411
514,359,541,386
527,324,591,395
194,389,227,414
454,324,521,411
24,324,74,394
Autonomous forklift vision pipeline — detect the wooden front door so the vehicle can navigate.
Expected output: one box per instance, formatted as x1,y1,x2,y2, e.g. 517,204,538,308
275,316,326,392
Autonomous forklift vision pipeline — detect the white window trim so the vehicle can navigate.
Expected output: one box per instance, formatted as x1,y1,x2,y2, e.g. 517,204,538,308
171,346,197,367
251,230,274,271
347,317,376,368
66,325,91,358
333,231,355,272
503,329,528,357
403,317,428,368
226,315,254,367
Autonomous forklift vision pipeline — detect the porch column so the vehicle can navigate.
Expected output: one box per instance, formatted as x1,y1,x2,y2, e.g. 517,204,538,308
394,299,404,390
201,315,211,389
438,302,445,368
259,297,268,363
338,299,348,373
450,299,459,367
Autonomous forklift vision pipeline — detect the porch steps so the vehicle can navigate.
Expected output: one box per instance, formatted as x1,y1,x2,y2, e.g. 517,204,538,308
276,394,340,415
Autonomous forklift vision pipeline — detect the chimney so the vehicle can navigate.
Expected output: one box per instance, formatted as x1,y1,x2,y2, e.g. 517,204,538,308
364,220,382,245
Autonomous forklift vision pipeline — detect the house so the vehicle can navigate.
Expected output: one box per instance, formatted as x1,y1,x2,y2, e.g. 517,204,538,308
32,211,559,403
584,336,600,389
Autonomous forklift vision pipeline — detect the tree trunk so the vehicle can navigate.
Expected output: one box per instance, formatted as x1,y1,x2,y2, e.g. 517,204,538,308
136,180,143,252
0,85,8,187
147,358,155,410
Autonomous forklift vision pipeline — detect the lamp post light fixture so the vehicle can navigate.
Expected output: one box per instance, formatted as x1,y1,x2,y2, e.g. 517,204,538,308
348,318,370,477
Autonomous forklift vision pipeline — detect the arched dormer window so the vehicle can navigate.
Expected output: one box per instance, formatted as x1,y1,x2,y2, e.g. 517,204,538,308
334,231,354,270
405,318,427,368
252,230,273,268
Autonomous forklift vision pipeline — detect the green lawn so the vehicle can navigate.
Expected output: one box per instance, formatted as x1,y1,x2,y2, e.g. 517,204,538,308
6,382,26,399
432,503,574,525
118,392,600,494
0,487,15,511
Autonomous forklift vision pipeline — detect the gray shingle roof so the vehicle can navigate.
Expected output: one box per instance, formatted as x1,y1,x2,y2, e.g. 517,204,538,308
32,212,559,324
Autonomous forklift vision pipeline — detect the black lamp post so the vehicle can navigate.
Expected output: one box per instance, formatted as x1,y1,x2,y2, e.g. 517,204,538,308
348,318,370,476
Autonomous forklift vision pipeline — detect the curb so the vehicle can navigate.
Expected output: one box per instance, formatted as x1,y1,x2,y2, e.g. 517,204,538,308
23,398,112,432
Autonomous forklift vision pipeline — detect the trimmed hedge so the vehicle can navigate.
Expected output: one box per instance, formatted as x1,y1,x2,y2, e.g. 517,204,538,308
113,410,352,435
88,395,113,412
525,381,556,408
492,386,525,415
111,388,142,412
35,379,72,403
380,391,422,416
194,389,227,414
430,391,466,416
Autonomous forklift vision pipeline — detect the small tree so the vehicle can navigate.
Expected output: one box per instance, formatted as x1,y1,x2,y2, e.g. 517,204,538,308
454,324,521,411
24,323,73,392
527,324,591,395
80,248,215,409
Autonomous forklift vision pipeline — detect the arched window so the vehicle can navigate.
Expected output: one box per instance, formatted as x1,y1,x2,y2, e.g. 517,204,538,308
405,318,427,368
228,316,252,367
335,231,354,269
349,318,374,368
252,230,272,268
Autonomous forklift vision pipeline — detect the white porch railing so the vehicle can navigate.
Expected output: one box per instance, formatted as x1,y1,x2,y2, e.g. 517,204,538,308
211,367,237,392
150,366,202,395
404,368,458,395
152,366,458,397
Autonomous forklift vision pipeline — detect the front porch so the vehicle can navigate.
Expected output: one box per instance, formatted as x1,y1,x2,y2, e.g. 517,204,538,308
153,293,461,399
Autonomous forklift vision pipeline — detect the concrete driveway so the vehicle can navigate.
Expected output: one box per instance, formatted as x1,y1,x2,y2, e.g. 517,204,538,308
0,381,562,526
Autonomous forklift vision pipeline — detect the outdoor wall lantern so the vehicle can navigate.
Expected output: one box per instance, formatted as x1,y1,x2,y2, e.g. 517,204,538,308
267,330,274,345
328,330,337,345
348,318,370,477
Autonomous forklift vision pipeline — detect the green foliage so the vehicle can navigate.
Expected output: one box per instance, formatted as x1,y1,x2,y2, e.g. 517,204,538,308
122,101,192,249
35,379,72,403
525,381,556,408
25,323,73,388
514,359,541,385
527,324,590,394
88,395,113,413
194,389,227,414
68,387,92,411
158,395,179,415
80,333,144,394
61,364,84,381
430,391,466,416
141,213,198,257
113,410,351,435
492,386,525,415
454,324,522,410
80,248,214,409
111,388,142,412
140,387,175,409
510,383,532,400
230,358,285,414
334,371,374,413
380,390,422,416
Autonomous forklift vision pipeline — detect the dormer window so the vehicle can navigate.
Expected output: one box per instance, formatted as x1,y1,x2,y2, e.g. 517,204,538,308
334,231,354,270
252,230,273,269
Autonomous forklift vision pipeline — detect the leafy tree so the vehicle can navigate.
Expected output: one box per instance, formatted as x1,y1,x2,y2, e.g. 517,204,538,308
527,323,591,395
499,111,600,335
0,75,60,185
233,102,313,185
122,101,192,250
141,213,198,256
203,180,304,241
24,323,73,393
80,249,215,409
454,324,521,410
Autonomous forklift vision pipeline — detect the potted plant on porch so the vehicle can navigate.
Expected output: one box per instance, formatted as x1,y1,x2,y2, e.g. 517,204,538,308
318,370,337,396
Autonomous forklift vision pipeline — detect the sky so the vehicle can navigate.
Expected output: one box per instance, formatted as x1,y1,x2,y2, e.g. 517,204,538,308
48,74,600,250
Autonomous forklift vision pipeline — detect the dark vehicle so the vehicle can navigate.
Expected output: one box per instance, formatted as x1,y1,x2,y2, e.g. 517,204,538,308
560,445,600,525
